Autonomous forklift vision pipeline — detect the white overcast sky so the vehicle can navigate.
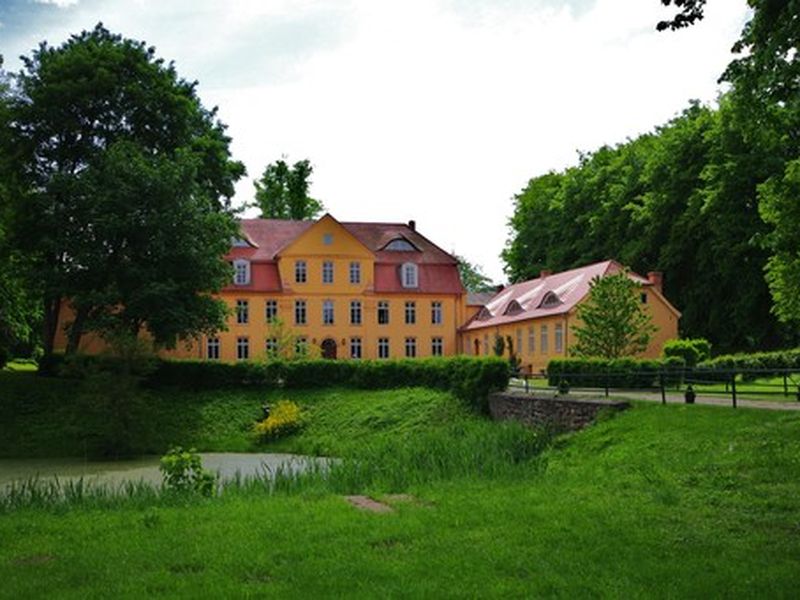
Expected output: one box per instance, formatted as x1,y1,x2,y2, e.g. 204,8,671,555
1,0,750,281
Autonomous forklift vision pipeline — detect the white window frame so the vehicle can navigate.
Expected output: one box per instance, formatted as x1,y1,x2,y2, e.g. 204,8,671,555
323,300,335,325
405,301,416,325
555,323,564,353
236,336,249,361
378,301,390,325
322,261,334,284
541,325,549,353
295,300,307,325
349,261,361,284
528,325,535,353
236,299,249,324
350,300,362,325
266,337,278,357
401,262,418,288
431,301,442,325
265,299,278,322
207,337,220,360
405,337,417,358
233,259,251,285
350,337,362,359
378,337,390,359
431,337,443,356
295,260,307,284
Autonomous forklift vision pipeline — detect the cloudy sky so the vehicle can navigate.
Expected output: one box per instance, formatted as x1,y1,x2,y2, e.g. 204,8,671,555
1,0,750,281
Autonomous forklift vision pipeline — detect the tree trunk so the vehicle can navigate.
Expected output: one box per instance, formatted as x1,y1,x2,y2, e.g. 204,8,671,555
41,296,61,356
65,305,89,355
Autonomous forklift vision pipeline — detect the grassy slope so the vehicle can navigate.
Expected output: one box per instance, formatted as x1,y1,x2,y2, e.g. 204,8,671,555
0,371,464,458
1,376,799,596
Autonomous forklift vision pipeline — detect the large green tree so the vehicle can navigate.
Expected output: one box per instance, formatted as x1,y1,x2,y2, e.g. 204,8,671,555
455,255,496,293
6,25,245,355
252,158,324,220
572,272,656,359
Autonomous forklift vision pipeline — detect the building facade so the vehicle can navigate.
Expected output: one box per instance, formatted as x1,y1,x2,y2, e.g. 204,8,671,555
54,219,679,367
460,261,680,373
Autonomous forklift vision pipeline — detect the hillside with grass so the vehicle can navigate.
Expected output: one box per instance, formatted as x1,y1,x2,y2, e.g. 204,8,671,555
1,369,799,596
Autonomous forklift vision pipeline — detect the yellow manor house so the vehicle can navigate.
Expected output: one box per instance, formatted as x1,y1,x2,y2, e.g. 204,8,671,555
54,214,679,367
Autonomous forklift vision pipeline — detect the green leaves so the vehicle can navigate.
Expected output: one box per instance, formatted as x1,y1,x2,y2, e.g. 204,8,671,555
572,272,656,359
252,158,324,220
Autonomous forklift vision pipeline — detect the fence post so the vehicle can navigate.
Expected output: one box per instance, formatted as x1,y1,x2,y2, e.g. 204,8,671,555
660,372,666,405
784,371,788,397
731,373,737,409
604,370,609,398
524,374,529,394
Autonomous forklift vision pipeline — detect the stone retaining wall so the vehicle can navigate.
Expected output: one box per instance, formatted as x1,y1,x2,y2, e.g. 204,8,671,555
488,391,630,431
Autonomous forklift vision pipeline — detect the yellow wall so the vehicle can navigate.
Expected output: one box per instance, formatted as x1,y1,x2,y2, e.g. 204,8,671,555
459,287,679,373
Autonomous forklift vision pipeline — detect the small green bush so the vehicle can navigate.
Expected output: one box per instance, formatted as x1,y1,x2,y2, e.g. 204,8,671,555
159,447,216,496
662,338,711,367
547,357,686,389
696,348,800,381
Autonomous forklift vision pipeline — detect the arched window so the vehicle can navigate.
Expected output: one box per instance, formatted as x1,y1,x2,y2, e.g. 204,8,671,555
476,307,493,321
385,238,418,251
539,291,561,308
503,300,523,316
232,259,251,285
401,263,418,288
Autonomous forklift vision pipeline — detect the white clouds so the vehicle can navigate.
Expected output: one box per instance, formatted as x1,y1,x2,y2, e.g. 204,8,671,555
34,0,80,7
3,0,750,280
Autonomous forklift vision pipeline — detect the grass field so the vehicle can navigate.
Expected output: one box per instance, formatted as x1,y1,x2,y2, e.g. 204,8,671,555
2,371,800,596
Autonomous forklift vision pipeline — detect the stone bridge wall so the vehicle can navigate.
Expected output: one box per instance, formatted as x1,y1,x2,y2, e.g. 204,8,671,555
488,391,630,431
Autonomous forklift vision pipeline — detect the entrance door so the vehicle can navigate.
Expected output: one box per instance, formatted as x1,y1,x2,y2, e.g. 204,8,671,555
321,338,337,359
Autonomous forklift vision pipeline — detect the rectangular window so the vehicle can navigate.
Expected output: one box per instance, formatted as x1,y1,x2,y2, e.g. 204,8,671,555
294,300,307,325
350,300,362,325
349,261,361,284
555,323,563,353
236,299,249,324
405,301,416,325
483,334,489,356
431,337,443,356
323,300,334,325
431,301,442,325
641,292,648,304
207,337,220,360
236,336,249,360
266,337,278,357
322,260,334,284
378,301,390,325
528,326,535,353
405,337,417,358
516,329,522,356
265,299,278,322
541,325,549,353
378,337,390,359
350,337,362,359
295,260,307,283
233,261,250,285
295,337,308,357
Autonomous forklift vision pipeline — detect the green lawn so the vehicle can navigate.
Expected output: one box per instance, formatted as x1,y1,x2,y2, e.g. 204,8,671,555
2,372,800,596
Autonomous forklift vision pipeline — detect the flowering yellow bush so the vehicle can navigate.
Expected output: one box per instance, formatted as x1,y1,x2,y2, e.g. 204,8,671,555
254,400,303,441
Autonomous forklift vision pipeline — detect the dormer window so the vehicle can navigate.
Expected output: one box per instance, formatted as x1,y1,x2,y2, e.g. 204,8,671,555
385,238,418,251
231,237,250,248
232,259,251,285
401,262,418,288
504,300,523,316
476,307,492,321
539,291,561,309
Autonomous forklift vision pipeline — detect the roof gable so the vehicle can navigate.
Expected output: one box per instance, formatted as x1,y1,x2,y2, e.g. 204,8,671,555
277,214,374,258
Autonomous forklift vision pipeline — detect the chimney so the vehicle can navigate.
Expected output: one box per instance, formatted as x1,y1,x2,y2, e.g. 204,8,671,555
647,271,663,293
540,269,552,278
408,220,416,231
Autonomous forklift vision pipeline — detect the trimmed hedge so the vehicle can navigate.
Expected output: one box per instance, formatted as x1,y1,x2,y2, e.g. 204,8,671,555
547,357,686,389
40,354,510,413
695,348,800,382
662,338,711,368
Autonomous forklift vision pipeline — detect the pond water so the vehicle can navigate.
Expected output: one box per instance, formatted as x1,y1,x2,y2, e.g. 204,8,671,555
0,453,327,490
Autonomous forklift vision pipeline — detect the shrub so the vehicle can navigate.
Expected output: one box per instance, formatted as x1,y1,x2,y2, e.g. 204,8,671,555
662,338,711,367
547,357,686,389
0,346,9,370
159,446,216,496
696,348,800,381
254,400,303,441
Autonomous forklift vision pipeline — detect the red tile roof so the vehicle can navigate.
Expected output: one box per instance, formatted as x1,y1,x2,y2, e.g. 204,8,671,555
461,260,663,331
225,217,464,295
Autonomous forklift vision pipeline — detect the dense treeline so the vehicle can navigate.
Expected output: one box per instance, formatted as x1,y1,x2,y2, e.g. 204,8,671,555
503,99,789,353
